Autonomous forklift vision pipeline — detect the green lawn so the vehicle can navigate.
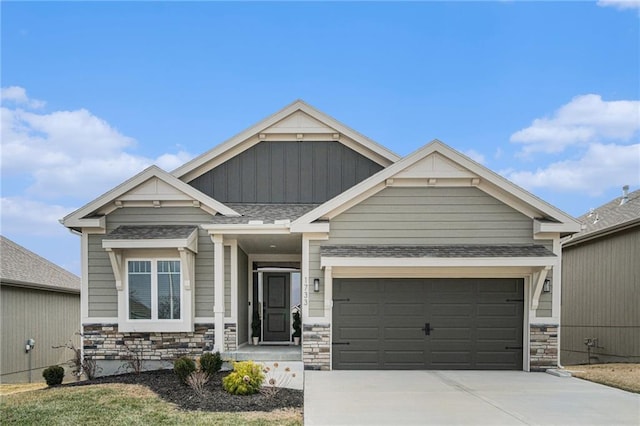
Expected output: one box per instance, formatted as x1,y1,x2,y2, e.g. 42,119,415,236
1,383,302,425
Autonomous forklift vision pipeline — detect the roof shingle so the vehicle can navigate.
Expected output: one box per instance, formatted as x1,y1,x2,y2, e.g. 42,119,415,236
0,236,80,292
106,225,198,240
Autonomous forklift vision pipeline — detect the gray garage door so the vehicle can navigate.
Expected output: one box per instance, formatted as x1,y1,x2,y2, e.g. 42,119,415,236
332,278,524,370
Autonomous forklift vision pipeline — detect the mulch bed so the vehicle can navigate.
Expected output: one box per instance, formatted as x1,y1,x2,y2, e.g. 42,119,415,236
65,369,303,412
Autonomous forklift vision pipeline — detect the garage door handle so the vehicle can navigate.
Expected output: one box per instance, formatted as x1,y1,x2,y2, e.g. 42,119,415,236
505,346,523,350
332,342,350,345
421,323,434,336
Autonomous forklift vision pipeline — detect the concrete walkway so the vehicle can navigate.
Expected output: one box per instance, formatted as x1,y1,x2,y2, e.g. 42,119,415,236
304,370,640,425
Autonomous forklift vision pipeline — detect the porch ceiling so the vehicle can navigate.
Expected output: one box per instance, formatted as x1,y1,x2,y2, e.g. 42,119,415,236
234,233,302,254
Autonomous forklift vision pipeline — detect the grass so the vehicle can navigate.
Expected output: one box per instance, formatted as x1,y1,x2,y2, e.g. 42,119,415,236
0,383,47,396
564,363,640,393
1,383,303,425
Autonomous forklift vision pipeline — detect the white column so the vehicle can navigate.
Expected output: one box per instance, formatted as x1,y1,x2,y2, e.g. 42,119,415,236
212,235,225,352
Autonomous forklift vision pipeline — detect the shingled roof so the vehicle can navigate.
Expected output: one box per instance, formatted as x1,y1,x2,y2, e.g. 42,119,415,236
208,203,320,225
565,188,640,245
0,236,80,293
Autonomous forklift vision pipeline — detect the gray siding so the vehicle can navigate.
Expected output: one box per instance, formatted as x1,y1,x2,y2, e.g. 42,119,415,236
188,141,383,203
561,227,640,364
309,240,324,317
328,187,536,245
237,248,249,344
87,207,215,318
1,285,80,383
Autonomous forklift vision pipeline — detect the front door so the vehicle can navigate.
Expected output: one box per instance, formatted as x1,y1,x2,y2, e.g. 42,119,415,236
263,272,291,342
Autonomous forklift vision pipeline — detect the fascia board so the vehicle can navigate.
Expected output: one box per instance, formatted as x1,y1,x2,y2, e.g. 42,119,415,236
1,280,80,294
321,256,559,268
289,222,330,233
103,238,191,250
172,100,400,181
61,216,106,229
534,219,582,235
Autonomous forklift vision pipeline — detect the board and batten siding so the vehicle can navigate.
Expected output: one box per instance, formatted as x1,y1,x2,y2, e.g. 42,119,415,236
1,285,80,383
309,186,552,318
87,207,216,318
188,141,383,204
561,227,640,364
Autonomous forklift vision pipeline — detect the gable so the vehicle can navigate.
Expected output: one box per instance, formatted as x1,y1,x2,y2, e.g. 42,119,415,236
188,140,384,204
172,100,399,183
292,140,581,236
62,166,239,230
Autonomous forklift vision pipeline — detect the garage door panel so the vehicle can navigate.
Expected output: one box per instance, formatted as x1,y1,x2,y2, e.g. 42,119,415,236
432,303,473,316
385,303,423,316
332,278,523,370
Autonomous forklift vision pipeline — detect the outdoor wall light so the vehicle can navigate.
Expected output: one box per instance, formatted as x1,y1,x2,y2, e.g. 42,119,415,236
314,278,320,292
543,279,551,293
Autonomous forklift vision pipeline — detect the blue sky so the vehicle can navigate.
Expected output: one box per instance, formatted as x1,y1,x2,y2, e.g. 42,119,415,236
1,1,639,275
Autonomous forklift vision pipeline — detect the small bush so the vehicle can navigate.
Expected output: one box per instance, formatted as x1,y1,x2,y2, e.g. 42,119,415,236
173,356,196,382
186,370,210,398
200,351,223,375
222,361,265,395
42,365,65,386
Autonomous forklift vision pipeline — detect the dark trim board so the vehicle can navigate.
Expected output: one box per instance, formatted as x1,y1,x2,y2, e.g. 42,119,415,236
332,278,524,370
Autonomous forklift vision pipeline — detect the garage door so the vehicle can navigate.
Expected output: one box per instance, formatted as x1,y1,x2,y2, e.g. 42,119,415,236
332,278,523,370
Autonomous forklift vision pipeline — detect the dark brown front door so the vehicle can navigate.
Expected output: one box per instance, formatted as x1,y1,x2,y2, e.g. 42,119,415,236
263,273,291,342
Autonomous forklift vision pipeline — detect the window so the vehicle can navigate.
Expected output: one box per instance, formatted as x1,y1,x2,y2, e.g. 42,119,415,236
128,260,181,320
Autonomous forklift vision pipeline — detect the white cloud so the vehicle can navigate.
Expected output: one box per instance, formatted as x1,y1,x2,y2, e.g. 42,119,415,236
0,197,75,237
510,94,640,156
504,143,640,196
1,86,45,108
597,0,640,10
463,149,486,164
1,87,193,199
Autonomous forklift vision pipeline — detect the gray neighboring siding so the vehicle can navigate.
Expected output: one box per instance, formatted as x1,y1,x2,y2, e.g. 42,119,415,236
1,285,80,383
328,187,535,245
561,227,640,364
188,141,383,204
87,207,215,318
237,248,249,344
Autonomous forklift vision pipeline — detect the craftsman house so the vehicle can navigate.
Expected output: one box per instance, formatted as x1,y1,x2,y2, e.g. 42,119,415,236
62,100,579,373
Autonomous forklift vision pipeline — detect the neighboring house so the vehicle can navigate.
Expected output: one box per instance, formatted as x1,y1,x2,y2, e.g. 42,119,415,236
62,100,579,373
561,187,640,365
0,236,81,383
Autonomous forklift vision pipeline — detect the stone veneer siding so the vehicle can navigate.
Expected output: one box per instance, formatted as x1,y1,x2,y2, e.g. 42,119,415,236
224,323,237,351
302,323,330,370
530,324,559,371
83,323,214,361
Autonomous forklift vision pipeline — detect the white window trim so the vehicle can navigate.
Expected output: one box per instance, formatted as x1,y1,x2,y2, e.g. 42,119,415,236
116,253,194,333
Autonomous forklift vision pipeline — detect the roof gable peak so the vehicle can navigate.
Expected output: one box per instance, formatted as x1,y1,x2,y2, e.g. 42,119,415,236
172,100,400,183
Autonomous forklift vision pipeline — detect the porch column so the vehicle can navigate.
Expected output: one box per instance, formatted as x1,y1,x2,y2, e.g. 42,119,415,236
212,234,225,352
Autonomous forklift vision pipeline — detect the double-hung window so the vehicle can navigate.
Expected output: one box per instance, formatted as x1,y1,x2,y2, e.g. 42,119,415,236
128,260,181,321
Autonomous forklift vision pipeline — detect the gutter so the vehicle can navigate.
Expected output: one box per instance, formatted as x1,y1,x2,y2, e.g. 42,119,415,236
562,217,640,248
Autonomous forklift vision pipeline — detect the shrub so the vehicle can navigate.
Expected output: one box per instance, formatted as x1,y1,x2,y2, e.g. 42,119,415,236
42,365,65,386
186,370,210,398
222,361,265,395
173,356,196,383
200,351,223,375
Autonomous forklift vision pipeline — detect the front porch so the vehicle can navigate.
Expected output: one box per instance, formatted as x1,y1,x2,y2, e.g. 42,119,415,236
223,344,302,362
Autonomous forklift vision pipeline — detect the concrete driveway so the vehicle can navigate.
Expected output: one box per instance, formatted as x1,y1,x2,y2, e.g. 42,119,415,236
304,370,640,425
